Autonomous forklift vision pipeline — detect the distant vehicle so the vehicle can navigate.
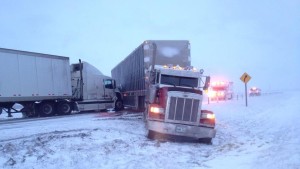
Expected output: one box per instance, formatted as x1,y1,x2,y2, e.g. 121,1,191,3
112,40,216,143
0,48,123,118
249,87,261,96
208,81,234,101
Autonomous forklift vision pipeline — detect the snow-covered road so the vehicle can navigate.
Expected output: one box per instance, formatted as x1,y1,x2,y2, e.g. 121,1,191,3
1,91,300,169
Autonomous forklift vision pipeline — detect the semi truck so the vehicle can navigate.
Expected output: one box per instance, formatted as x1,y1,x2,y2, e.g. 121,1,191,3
208,81,234,101
112,40,216,143
0,48,123,117
249,87,261,96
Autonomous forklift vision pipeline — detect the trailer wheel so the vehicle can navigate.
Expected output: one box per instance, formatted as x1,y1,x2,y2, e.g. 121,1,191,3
115,99,124,111
57,102,72,115
39,102,54,117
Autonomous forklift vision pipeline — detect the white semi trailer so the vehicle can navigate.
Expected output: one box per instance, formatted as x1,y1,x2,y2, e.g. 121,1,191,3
0,48,123,117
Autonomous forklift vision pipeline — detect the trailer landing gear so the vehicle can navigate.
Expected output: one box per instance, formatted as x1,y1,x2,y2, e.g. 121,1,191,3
7,108,12,117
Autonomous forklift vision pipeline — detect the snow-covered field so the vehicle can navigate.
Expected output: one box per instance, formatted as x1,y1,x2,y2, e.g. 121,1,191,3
1,91,300,169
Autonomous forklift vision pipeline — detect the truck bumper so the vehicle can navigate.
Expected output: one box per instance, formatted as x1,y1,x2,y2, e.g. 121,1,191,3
147,120,216,139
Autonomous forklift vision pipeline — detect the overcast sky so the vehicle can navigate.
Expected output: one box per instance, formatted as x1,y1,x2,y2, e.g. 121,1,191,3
0,0,299,92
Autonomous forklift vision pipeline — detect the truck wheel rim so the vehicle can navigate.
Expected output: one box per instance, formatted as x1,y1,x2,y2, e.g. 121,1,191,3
42,104,52,114
61,103,70,113
116,101,122,109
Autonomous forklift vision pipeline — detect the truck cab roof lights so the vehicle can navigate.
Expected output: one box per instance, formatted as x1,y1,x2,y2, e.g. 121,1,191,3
173,65,183,70
184,66,198,72
184,66,193,70
159,65,201,72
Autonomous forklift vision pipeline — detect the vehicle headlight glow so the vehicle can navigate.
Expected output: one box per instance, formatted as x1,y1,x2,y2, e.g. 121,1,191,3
150,106,165,114
201,113,215,119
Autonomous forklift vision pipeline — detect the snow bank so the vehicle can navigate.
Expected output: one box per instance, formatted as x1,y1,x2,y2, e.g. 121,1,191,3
203,91,300,169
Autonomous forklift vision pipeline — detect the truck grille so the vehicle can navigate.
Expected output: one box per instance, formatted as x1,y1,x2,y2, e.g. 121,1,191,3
168,96,200,123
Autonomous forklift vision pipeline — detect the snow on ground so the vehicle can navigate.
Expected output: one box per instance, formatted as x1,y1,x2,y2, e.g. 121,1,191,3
203,91,300,169
1,91,300,169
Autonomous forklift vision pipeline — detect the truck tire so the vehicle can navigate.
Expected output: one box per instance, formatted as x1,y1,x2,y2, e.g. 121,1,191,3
57,102,72,115
198,138,212,144
147,130,156,140
115,99,124,111
39,102,54,117
147,130,168,142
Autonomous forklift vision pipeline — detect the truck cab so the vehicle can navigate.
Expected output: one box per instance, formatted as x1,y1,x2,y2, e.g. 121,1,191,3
112,40,216,143
145,65,216,142
208,81,234,101
71,61,123,111
249,87,261,96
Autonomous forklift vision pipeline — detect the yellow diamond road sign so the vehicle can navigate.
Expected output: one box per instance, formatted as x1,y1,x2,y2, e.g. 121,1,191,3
240,72,251,84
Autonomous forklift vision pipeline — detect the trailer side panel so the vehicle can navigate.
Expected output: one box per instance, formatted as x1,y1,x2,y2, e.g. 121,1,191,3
111,40,190,109
0,48,72,102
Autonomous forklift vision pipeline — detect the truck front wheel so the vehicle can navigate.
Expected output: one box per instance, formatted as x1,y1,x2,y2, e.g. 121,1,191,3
57,102,72,115
115,99,124,111
198,138,212,144
147,130,156,140
39,102,54,117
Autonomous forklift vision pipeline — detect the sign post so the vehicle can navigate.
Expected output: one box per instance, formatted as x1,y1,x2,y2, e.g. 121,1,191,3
240,72,251,107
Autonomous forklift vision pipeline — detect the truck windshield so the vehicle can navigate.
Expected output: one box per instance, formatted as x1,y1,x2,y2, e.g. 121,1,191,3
160,74,198,88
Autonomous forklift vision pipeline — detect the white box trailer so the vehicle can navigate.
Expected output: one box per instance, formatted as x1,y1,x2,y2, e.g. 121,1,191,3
0,48,75,117
0,48,123,117
0,48,72,102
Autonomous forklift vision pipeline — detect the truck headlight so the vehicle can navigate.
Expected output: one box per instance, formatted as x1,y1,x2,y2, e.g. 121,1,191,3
201,113,215,119
150,106,165,114
200,110,216,126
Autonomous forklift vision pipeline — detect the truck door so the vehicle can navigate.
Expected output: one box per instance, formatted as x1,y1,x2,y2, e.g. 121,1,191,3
103,79,115,100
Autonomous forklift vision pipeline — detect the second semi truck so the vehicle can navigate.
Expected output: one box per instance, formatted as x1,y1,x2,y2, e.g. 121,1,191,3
0,48,123,117
112,40,216,143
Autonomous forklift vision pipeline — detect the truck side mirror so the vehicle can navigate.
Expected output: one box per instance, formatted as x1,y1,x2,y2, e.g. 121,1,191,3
203,76,210,90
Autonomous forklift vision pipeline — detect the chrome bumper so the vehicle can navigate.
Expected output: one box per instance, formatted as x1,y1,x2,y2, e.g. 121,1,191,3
147,120,216,139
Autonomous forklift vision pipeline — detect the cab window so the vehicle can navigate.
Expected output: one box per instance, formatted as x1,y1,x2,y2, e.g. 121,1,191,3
104,79,114,89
